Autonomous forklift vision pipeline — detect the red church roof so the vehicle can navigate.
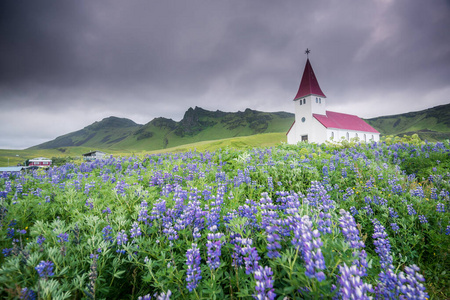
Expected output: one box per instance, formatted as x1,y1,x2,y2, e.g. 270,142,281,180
294,58,326,100
313,111,379,133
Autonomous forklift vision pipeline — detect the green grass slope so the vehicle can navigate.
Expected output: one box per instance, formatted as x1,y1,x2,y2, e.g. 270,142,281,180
365,103,450,141
30,117,142,150
29,107,294,152
0,133,287,166
122,107,293,150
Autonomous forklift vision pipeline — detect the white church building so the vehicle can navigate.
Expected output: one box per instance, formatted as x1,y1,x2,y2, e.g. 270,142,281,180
287,55,380,144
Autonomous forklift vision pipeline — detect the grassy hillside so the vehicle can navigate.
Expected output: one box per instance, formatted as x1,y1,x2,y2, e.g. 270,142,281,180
365,103,450,141
0,132,287,166
30,107,294,151
29,117,142,150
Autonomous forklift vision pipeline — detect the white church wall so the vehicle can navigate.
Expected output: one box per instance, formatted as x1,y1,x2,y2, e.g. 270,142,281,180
327,128,380,143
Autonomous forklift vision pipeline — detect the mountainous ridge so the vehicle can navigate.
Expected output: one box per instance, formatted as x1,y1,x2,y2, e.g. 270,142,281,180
29,103,450,151
30,107,295,150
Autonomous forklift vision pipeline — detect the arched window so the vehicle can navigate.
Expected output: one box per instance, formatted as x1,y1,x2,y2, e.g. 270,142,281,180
355,133,358,138
303,99,306,104
331,131,334,139
316,98,318,103
319,98,321,104
364,134,367,142
346,132,349,140
300,100,302,105
371,135,374,140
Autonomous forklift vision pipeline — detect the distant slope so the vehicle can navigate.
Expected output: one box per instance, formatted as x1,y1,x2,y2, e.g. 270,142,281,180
365,103,450,141
30,107,294,151
30,116,142,149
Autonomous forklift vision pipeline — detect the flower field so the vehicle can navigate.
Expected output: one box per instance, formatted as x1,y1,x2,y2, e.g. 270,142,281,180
1,138,449,299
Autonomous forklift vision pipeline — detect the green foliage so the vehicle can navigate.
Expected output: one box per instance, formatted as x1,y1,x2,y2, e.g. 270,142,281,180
0,140,449,299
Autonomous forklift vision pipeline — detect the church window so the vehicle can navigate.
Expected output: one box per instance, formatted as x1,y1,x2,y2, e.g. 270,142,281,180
319,98,321,103
364,134,367,142
316,98,318,103
301,117,306,123
355,133,358,138
303,99,306,104
331,131,334,139
300,100,302,105
346,132,349,140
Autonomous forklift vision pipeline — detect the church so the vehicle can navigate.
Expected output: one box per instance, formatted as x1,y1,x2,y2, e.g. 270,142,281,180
287,52,380,144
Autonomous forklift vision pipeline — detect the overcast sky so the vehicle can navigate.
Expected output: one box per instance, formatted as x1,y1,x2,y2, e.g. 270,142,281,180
1,0,449,149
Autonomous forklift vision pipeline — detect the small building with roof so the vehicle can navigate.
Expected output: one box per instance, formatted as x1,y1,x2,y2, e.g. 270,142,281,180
28,157,52,167
82,151,106,161
0,166,26,173
287,52,380,144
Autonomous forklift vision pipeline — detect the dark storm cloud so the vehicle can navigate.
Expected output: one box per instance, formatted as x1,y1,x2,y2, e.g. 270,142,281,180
1,0,449,149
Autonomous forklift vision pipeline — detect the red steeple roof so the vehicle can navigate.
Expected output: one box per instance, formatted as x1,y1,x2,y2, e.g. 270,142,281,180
294,58,326,100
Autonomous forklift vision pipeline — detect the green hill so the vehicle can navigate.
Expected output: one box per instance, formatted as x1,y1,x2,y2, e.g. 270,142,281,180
29,116,143,150
30,107,294,151
365,103,450,141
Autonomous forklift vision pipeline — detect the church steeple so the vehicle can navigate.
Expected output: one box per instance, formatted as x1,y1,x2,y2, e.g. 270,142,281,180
294,56,326,100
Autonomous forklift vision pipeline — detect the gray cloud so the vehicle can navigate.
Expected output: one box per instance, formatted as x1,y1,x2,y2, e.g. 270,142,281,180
1,0,449,149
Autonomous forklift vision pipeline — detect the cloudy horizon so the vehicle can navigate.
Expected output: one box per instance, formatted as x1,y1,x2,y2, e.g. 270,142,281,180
1,0,449,149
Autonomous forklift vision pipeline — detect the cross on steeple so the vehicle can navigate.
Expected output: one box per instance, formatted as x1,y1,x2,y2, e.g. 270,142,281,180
305,48,311,58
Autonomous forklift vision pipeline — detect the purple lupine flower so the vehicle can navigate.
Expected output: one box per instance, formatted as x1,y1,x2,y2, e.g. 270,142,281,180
265,225,281,259
138,200,149,224
372,218,393,270
150,199,167,224
338,209,364,249
292,215,326,281
35,260,54,279
230,233,244,267
398,264,429,299
407,204,416,216
57,233,69,243
19,287,36,300
85,198,94,210
242,246,261,275
102,225,114,242
253,265,276,300
102,207,111,214
388,207,399,219
155,290,172,300
418,215,428,224
410,186,425,198
390,223,400,233
2,248,12,257
446,225,450,235
436,203,445,213
350,206,358,216
186,243,202,292
37,235,46,246
130,222,142,239
116,230,128,254
116,230,128,245
7,228,15,238
192,227,201,240
375,268,399,299
338,263,373,300
317,211,332,234
162,223,178,241
206,232,224,270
